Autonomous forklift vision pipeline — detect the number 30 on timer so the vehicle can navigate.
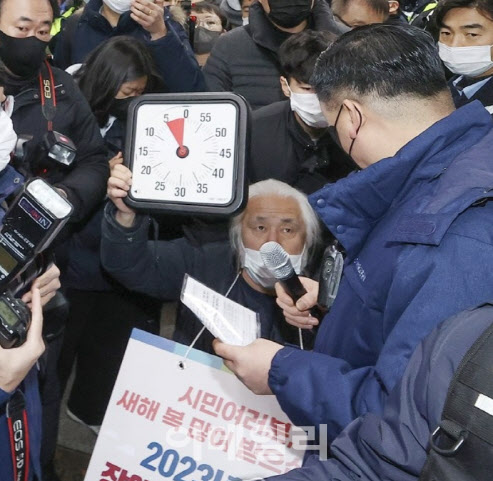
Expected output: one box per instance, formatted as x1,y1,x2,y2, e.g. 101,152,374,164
124,93,249,216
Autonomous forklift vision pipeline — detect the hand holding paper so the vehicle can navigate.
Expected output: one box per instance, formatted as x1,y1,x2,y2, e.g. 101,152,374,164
213,338,283,395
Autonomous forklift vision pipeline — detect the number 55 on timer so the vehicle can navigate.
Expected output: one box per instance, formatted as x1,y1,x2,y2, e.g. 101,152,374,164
124,93,250,216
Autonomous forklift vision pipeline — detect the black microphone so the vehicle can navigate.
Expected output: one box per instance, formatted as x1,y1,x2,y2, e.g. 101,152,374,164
260,241,322,320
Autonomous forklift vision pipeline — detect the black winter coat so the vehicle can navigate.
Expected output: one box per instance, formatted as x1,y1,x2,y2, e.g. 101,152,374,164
10,66,108,223
203,1,347,109
100,204,303,354
249,100,353,194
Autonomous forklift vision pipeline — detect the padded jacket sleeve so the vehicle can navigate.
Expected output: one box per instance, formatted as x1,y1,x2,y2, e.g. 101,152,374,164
147,22,206,93
202,34,233,92
100,204,194,300
265,305,493,481
269,231,493,440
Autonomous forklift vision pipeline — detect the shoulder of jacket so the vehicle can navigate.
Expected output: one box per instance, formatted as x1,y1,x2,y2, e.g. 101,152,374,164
252,101,289,122
51,65,74,82
217,26,252,47
51,66,87,97
389,197,493,248
445,198,493,240
426,304,493,378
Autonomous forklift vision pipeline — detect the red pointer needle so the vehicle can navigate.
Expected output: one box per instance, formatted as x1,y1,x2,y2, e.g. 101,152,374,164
167,118,184,147
167,118,189,158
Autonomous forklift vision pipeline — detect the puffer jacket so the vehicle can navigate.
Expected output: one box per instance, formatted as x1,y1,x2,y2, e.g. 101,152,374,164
267,303,493,480
268,101,493,444
203,0,347,109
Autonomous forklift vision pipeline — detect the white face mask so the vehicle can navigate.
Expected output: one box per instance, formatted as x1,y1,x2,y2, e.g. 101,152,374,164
240,242,305,289
438,42,493,77
285,81,328,128
103,0,132,15
0,108,16,173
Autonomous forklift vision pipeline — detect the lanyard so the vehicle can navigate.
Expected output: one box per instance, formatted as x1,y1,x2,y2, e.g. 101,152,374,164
38,60,57,132
6,389,30,481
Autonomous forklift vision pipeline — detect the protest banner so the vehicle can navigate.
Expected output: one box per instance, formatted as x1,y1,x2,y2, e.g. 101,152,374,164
85,329,308,481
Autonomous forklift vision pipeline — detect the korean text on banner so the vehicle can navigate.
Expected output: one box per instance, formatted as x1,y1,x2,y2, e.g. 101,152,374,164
85,329,308,481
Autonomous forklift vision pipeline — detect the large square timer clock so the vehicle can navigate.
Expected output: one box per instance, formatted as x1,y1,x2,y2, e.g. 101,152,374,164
124,92,249,216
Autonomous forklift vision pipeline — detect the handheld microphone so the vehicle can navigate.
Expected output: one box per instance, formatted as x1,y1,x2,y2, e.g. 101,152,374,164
259,242,322,320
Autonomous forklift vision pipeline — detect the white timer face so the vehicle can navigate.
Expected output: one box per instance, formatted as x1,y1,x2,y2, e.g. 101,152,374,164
129,102,238,205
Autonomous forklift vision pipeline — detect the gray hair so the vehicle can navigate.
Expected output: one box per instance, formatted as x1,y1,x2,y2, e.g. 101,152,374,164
230,179,321,269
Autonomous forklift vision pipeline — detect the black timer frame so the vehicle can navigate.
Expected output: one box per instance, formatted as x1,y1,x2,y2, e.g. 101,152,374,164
123,92,250,217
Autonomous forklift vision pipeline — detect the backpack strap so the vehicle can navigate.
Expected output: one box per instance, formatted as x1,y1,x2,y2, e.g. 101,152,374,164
420,316,493,481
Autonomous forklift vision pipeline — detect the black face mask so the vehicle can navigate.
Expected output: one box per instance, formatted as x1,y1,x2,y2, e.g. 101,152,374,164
267,0,312,29
328,104,362,169
0,31,48,79
109,97,134,122
193,27,222,55
327,105,344,150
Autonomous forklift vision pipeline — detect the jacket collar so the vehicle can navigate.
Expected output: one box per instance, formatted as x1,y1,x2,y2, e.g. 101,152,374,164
310,101,493,257
453,75,493,111
84,0,136,33
248,0,348,54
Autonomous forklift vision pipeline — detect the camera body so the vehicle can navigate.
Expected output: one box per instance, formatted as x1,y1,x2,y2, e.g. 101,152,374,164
0,178,73,349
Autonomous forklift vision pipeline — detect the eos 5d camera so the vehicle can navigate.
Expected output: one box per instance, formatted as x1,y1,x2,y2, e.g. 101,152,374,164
0,178,72,349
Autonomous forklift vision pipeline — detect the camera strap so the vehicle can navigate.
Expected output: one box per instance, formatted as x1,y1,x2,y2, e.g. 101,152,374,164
6,389,29,481
38,61,57,132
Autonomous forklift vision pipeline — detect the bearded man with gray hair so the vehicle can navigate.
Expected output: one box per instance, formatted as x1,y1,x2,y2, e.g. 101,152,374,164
101,165,321,354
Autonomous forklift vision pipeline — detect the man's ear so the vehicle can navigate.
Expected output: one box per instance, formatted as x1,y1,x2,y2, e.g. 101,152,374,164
388,0,400,15
342,99,365,140
280,76,291,98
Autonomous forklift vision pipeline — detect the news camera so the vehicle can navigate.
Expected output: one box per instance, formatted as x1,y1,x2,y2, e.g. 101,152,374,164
0,178,72,349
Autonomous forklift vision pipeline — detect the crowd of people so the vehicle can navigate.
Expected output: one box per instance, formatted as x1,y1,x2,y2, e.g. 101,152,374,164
1,0,493,480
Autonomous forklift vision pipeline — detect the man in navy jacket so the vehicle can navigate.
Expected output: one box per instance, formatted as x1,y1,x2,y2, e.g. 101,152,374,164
268,303,493,480
214,24,493,451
